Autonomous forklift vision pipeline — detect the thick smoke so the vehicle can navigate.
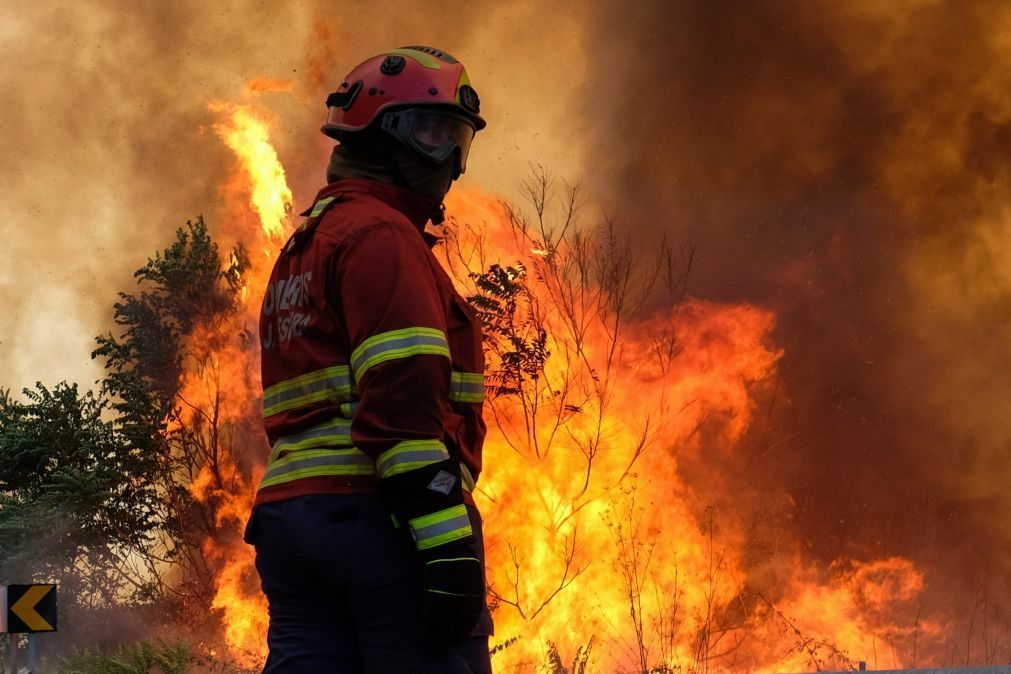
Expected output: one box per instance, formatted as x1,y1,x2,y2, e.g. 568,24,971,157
0,0,589,389
582,0,1011,613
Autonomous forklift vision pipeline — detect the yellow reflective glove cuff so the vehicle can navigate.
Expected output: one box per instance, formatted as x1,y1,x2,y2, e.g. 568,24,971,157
409,503,473,551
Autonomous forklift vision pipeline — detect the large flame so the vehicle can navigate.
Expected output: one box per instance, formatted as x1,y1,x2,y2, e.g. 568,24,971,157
437,189,937,672
179,101,291,666
210,101,293,245
197,96,936,672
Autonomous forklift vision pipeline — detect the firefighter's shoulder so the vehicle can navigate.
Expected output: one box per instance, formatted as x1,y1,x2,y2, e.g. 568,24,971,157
314,189,419,247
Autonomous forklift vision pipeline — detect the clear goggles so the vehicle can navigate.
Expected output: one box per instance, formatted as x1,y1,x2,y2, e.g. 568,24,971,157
380,109,477,173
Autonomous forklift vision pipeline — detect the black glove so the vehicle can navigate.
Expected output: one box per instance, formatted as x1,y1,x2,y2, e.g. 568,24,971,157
420,539,485,645
377,459,486,644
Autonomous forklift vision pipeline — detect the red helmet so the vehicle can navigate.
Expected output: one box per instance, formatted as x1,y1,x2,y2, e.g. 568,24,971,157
322,46,485,172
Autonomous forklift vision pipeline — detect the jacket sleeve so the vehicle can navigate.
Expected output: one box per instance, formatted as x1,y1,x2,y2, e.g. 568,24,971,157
336,221,453,479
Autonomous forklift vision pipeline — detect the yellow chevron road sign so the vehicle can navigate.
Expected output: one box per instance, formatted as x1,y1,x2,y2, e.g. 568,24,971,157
0,584,57,633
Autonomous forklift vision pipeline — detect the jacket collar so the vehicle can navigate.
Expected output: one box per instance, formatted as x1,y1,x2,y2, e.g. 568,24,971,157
311,178,438,232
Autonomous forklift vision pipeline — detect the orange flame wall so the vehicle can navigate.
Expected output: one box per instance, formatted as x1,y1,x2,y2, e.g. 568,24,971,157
202,102,958,669
440,190,788,670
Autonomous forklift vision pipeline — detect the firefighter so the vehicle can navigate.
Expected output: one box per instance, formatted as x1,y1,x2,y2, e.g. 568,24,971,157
243,46,492,673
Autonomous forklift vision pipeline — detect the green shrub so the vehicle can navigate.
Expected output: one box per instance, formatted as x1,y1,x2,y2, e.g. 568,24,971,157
60,640,190,674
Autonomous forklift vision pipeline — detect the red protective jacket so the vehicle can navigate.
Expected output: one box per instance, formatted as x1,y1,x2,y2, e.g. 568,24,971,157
254,178,486,507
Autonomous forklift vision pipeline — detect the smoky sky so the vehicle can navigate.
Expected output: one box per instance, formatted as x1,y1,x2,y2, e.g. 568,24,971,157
0,0,590,391
583,0,1011,605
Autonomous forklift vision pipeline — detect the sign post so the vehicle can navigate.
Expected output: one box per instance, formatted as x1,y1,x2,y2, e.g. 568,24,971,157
0,584,57,674
5,635,15,674
27,634,37,673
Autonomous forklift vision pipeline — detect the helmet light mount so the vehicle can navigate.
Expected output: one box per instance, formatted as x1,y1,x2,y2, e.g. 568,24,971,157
380,55,406,75
325,80,363,111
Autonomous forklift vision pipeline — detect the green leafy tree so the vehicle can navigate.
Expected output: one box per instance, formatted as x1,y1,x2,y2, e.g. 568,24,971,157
61,639,191,674
0,382,162,606
93,215,247,453
92,216,251,603
0,216,250,615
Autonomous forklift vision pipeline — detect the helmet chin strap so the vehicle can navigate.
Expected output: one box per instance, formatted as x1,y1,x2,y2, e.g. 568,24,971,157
430,202,447,226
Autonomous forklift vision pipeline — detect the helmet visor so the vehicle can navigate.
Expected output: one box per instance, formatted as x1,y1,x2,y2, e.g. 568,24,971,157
381,109,477,173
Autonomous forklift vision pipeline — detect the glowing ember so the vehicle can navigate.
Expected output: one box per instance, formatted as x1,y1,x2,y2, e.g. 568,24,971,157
245,77,296,95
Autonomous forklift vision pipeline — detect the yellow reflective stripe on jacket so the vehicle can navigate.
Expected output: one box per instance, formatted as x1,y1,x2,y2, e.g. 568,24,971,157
450,371,485,403
375,439,450,479
262,365,353,417
350,328,450,381
409,503,473,551
258,448,374,490
268,417,353,464
258,455,476,494
461,462,476,493
309,196,337,217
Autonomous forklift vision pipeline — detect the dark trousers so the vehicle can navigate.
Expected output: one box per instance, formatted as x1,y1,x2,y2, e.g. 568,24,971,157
245,493,493,674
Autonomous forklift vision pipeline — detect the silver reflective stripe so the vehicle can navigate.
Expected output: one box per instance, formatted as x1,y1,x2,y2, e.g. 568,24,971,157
375,448,448,477
350,328,450,381
452,381,484,396
375,440,450,479
259,448,374,489
269,417,353,463
262,367,353,417
450,372,485,403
